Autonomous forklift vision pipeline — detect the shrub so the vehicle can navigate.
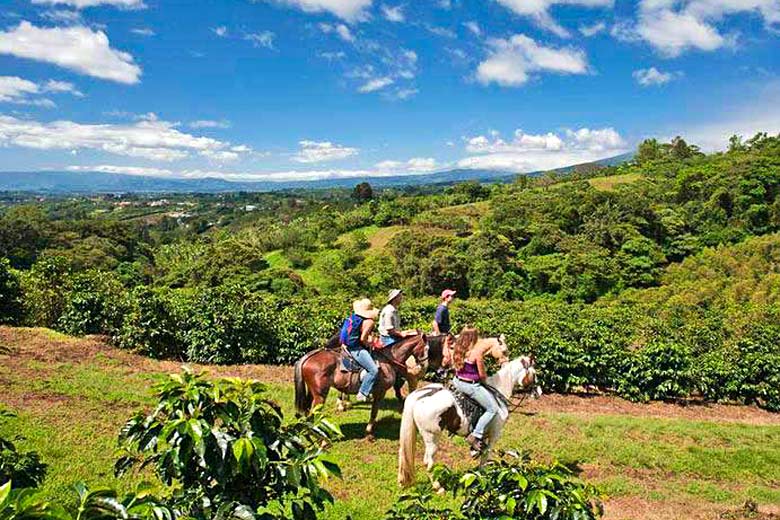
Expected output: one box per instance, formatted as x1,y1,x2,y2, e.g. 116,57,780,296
116,370,342,519
0,412,47,489
115,287,187,359
0,259,23,325
57,270,130,337
385,451,603,520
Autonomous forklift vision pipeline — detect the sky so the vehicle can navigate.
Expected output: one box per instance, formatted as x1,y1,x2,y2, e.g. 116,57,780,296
0,0,779,182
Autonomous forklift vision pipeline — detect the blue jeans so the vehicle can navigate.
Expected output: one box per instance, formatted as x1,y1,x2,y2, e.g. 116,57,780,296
380,335,396,347
452,378,499,439
348,347,379,397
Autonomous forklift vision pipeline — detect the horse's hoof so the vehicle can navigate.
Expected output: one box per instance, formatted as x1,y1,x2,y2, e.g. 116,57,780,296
432,481,445,495
365,433,376,442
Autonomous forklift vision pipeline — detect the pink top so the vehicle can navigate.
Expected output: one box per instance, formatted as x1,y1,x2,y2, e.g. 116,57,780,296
456,360,480,382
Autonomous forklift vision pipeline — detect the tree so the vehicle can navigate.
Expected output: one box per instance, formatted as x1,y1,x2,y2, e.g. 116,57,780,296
352,182,374,202
635,138,662,164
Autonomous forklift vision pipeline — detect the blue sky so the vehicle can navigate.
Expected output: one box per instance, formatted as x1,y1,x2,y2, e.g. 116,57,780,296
0,0,779,181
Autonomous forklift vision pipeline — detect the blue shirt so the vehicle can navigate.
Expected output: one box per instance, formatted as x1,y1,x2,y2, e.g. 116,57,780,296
434,304,451,334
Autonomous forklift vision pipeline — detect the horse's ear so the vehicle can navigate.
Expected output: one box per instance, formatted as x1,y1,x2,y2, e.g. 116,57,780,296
521,357,529,368
499,333,506,343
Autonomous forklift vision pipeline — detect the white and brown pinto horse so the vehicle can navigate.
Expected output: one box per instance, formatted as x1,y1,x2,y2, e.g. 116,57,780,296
397,355,540,487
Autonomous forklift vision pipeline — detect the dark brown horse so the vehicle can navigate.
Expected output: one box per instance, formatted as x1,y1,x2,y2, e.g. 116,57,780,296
294,334,427,439
322,332,452,401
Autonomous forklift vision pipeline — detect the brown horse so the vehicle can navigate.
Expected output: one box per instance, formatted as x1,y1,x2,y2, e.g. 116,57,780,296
294,333,428,439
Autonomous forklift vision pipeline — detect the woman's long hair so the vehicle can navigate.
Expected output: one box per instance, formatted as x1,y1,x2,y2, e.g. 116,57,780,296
452,326,479,371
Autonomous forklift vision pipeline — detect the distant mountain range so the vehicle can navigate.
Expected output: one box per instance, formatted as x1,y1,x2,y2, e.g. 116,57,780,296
0,154,632,194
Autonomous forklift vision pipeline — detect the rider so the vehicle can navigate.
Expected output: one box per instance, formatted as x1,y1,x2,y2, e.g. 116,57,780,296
380,289,423,383
341,298,380,402
451,326,500,457
379,289,414,347
432,289,456,368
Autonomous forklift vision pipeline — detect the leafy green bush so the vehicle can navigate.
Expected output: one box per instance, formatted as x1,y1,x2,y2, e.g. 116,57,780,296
0,259,23,325
57,270,130,337
385,451,603,520
116,370,341,520
0,412,47,490
115,287,186,359
0,480,177,520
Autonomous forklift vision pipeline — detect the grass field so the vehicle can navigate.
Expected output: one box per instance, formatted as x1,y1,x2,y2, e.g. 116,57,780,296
588,173,643,191
2,327,779,519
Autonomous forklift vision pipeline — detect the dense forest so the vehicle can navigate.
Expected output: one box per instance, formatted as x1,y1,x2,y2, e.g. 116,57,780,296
2,133,780,409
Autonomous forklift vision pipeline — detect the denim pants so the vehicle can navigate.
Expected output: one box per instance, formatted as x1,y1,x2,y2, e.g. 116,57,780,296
348,347,379,397
452,378,499,439
380,335,396,347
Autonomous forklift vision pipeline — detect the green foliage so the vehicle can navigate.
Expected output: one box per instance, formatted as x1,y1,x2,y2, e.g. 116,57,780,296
385,451,602,520
0,259,23,325
57,271,130,337
0,413,47,490
116,370,341,519
0,480,176,520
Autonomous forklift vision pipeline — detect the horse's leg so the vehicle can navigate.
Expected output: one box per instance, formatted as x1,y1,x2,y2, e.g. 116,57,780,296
365,390,383,441
336,392,351,412
480,420,505,466
420,427,445,493
310,373,331,409
393,375,405,403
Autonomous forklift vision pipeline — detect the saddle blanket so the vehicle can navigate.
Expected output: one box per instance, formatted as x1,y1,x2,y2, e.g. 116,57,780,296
449,383,510,434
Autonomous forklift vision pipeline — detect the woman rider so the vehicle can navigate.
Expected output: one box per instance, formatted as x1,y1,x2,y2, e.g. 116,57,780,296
341,298,380,402
451,326,500,456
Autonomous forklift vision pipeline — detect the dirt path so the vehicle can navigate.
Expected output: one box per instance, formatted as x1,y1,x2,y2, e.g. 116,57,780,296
3,326,779,426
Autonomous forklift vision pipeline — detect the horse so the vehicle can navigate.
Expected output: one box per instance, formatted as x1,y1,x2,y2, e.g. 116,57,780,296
397,355,540,487
293,333,428,439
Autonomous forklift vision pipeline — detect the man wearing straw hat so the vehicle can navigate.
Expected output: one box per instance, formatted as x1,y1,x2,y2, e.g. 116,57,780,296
379,289,414,347
341,298,380,402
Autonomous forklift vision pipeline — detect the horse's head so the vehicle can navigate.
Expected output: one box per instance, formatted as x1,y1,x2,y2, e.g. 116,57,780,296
412,332,429,364
517,356,542,398
487,334,509,366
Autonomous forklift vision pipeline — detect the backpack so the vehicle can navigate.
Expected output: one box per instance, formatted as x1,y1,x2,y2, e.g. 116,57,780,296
339,313,364,349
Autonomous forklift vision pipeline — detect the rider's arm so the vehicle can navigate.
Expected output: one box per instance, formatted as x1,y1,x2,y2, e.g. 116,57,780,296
361,319,375,346
431,319,441,335
476,353,488,382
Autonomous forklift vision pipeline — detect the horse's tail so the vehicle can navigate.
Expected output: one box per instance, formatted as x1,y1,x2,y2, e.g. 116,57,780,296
294,351,315,416
398,389,422,487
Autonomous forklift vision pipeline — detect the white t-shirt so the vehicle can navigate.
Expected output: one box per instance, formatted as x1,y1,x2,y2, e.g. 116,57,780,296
379,303,400,337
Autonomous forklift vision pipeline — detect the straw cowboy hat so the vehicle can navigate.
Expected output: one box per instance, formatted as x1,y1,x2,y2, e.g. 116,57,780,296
353,298,379,320
387,288,403,304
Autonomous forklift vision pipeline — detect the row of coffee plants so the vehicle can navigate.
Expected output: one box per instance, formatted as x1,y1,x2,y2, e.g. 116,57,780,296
1,235,779,410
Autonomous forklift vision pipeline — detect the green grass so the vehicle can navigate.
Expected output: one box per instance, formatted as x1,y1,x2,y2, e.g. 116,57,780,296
3,328,779,519
587,173,643,191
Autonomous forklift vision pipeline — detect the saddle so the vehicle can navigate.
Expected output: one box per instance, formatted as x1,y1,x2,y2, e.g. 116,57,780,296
447,382,511,434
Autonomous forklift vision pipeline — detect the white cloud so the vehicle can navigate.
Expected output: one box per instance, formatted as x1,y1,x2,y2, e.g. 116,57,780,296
358,76,394,92
213,26,228,37
464,21,482,36
459,127,627,172
381,4,405,22
66,165,173,176
392,87,418,99
245,31,275,49
319,51,346,60
476,34,588,87
622,0,780,57
0,114,250,162
189,119,231,129
375,157,437,172
43,80,84,96
579,21,606,36
0,22,141,84
293,140,358,163
265,0,372,22
633,66,678,86
319,22,354,42
0,76,41,103
0,76,83,107
131,27,155,36
31,0,145,8
40,9,83,23
494,0,614,38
